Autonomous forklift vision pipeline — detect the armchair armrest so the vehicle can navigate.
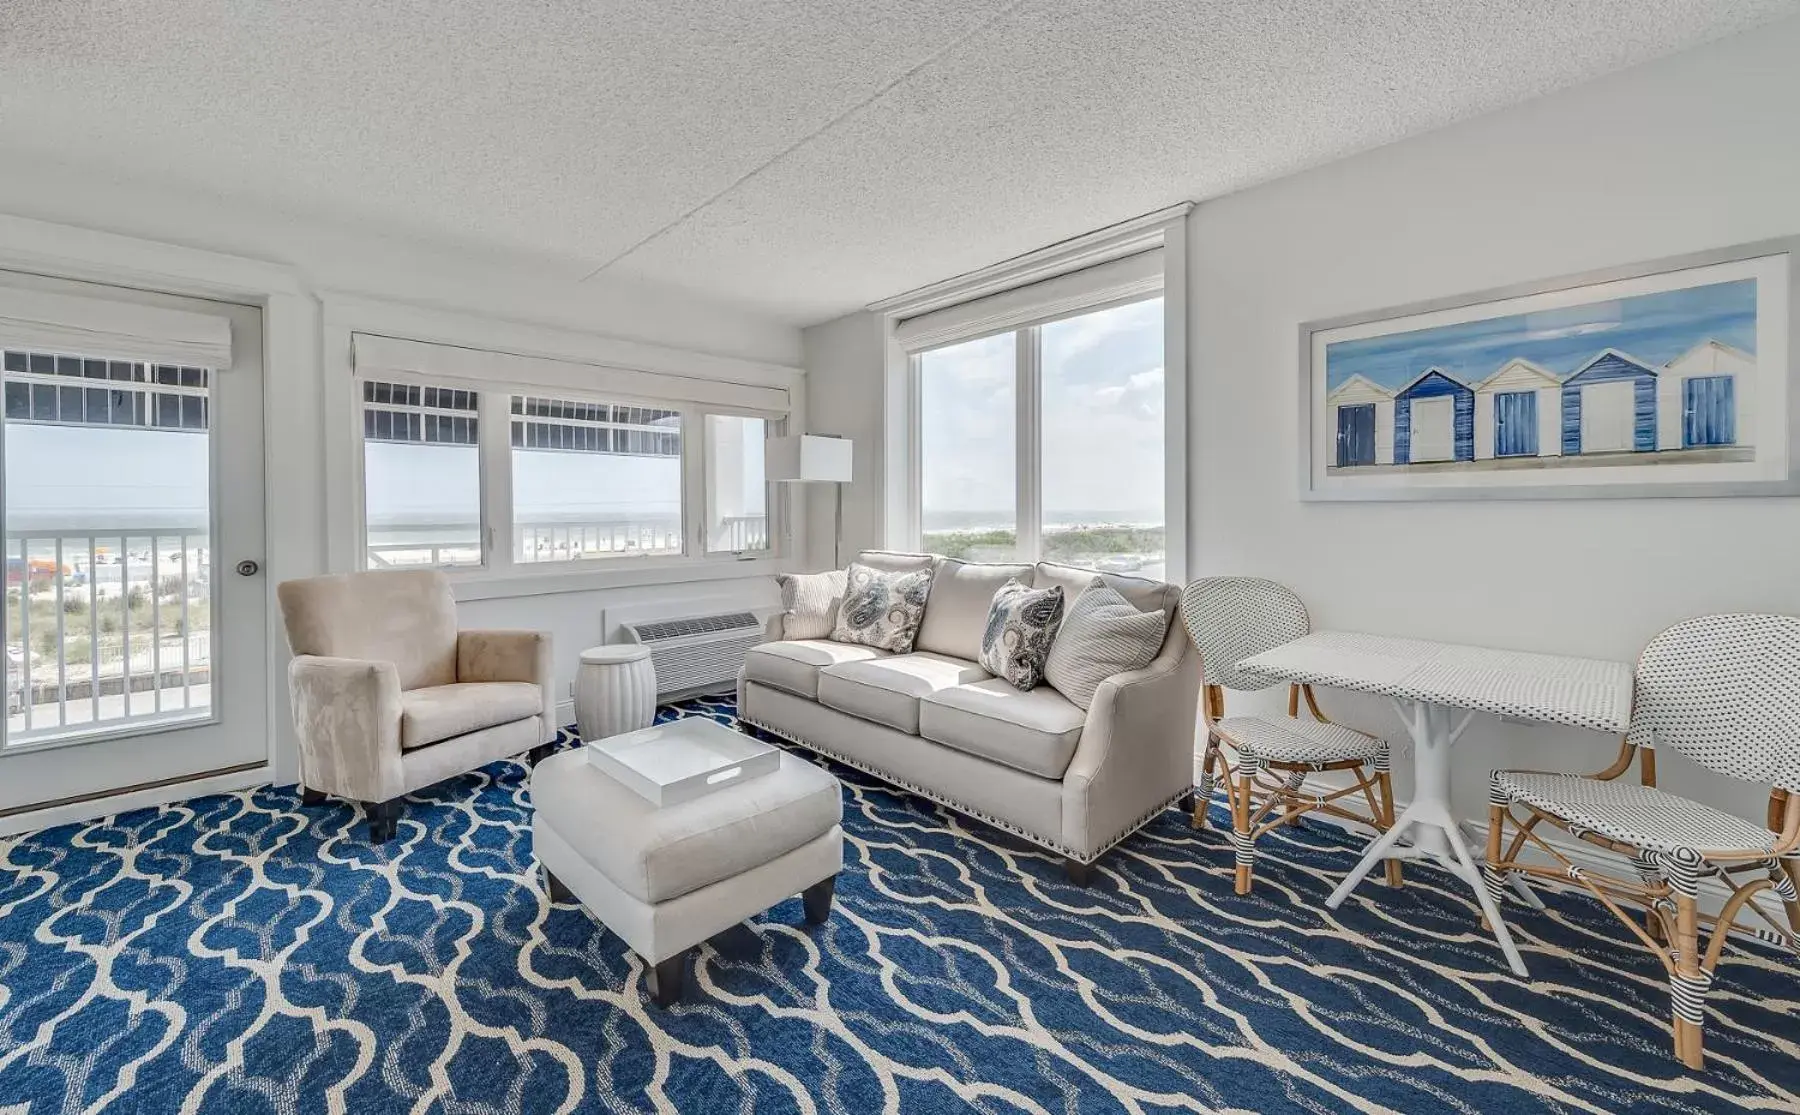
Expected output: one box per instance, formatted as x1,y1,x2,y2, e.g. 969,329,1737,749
1061,634,1201,859
288,655,404,802
457,629,556,726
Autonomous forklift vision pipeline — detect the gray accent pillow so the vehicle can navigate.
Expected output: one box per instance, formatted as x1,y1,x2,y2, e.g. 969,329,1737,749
831,562,934,653
775,569,847,640
979,579,1065,691
1045,580,1171,711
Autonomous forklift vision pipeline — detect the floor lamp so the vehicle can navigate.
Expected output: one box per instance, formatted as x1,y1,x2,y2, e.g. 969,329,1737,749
766,434,854,568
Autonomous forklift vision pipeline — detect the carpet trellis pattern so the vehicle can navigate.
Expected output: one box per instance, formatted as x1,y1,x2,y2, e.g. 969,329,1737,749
1,696,1797,1113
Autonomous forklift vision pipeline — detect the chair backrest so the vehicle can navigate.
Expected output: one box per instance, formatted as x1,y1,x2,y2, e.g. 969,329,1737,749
277,570,460,691
1178,577,1310,692
1625,613,1800,791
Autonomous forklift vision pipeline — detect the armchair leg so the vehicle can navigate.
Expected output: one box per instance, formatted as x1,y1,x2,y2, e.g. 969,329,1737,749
365,799,402,843
1064,857,1095,887
300,786,326,807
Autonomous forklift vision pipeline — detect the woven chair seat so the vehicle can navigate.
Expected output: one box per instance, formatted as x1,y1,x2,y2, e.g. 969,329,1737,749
1215,715,1386,769
1494,771,1778,857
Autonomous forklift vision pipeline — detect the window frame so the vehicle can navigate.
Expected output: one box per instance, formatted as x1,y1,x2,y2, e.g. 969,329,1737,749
351,370,787,585
908,291,1165,569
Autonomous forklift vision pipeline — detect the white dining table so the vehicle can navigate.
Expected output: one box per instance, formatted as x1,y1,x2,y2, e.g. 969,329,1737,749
1234,630,1634,977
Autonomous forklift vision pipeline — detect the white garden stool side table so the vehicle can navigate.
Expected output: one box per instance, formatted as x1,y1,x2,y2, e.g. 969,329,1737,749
575,645,657,741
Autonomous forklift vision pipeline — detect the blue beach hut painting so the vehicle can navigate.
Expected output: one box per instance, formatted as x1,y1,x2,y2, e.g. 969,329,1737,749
1304,243,1795,499
1393,368,1474,464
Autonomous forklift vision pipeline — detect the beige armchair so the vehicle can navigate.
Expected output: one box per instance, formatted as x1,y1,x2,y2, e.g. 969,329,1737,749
277,570,555,841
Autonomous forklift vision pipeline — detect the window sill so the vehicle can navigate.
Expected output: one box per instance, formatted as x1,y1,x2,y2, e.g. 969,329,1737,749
448,555,788,602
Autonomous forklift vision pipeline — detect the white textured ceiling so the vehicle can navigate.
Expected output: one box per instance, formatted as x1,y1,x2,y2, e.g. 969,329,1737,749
2,1,1796,326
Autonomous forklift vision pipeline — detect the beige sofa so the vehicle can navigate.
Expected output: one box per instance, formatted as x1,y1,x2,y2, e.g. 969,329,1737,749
278,570,556,841
737,551,1199,883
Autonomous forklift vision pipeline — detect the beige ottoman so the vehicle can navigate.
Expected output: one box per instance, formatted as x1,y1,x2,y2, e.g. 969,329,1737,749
531,743,844,1006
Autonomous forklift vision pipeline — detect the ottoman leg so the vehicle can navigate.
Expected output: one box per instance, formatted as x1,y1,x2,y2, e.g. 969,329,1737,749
300,787,326,807
543,867,574,904
647,949,689,1008
802,874,837,925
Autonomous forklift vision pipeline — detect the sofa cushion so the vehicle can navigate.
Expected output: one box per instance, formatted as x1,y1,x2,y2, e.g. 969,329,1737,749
915,559,1033,660
742,639,889,701
1033,561,1173,618
817,652,991,734
400,681,543,750
854,549,938,575
775,569,847,640
919,679,1087,779
831,562,934,653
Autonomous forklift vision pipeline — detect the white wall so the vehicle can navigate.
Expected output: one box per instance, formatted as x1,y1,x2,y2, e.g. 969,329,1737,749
800,310,889,568
804,19,1800,830
1189,20,1800,825
0,165,802,788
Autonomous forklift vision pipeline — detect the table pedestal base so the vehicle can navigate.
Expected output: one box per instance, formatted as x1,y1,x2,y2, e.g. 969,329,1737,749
1323,700,1531,978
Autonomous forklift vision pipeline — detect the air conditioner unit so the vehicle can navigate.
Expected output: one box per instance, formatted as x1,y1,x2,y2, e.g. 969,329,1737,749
619,611,764,700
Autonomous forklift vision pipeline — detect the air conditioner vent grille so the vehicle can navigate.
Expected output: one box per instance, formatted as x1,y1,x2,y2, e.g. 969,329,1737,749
632,612,759,643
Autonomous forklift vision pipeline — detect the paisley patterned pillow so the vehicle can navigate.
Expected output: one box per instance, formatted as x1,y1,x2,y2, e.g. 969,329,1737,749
979,580,1065,690
830,562,934,653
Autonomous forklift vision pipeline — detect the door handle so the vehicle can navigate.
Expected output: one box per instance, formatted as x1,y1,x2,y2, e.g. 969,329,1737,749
235,559,261,577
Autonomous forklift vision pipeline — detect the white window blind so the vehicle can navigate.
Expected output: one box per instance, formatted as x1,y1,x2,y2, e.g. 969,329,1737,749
0,286,233,368
894,249,1163,352
352,333,789,413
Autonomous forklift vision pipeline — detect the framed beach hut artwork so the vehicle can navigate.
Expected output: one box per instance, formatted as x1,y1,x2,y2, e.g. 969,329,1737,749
1299,238,1798,500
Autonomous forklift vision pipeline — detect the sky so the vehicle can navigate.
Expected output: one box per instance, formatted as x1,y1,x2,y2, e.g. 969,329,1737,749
917,297,1164,526
1325,278,1757,392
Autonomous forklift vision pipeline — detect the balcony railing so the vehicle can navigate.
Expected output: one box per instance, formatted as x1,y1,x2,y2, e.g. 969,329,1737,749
365,516,770,568
5,527,212,744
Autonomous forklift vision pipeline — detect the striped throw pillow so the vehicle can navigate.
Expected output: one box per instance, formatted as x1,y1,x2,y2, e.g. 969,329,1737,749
775,569,847,640
1044,580,1170,711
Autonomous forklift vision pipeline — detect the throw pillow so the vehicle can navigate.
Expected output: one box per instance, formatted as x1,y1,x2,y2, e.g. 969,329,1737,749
979,579,1065,691
775,569,847,640
831,562,934,653
1045,579,1170,711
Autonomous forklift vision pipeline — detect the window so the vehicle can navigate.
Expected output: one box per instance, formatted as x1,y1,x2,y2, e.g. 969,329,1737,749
914,298,1164,577
1039,300,1165,578
704,415,770,553
512,394,683,564
918,332,1017,560
362,380,482,568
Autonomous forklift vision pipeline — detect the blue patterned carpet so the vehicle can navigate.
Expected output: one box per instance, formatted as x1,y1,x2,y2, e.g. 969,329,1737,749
2,696,1797,1114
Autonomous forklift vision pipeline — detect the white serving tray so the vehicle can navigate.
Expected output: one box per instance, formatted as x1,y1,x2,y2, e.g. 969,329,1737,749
584,718,779,807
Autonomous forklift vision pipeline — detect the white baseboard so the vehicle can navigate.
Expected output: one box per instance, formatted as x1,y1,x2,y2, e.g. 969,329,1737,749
0,765,274,838
555,698,575,730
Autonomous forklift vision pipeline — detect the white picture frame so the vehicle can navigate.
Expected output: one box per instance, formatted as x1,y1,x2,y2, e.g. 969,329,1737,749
1298,238,1800,501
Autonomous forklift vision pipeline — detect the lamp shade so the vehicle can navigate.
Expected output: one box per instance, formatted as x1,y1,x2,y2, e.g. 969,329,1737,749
765,434,853,483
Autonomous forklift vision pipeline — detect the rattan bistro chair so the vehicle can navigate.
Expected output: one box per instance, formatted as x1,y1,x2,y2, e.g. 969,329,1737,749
1485,613,1800,1070
1179,578,1401,895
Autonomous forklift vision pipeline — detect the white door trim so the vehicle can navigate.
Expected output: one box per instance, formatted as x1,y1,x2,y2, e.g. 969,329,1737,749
0,213,316,823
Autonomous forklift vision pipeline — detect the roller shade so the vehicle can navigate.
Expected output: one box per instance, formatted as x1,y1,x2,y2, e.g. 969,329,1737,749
353,333,789,413
0,286,233,368
894,249,1163,352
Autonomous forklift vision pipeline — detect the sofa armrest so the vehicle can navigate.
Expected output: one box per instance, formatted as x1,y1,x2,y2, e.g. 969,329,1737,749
763,613,786,642
288,655,405,802
1060,633,1201,859
457,629,555,730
